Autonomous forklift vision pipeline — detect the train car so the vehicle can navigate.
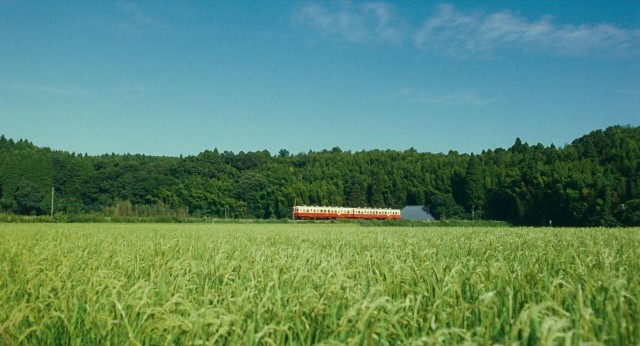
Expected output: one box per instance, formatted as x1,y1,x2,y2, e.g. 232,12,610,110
292,205,401,220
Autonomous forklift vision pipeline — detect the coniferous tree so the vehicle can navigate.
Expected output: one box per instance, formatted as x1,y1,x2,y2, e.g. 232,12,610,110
463,154,485,219
0,125,639,224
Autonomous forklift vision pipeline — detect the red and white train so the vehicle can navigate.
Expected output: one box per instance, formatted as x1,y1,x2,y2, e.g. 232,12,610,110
292,205,401,220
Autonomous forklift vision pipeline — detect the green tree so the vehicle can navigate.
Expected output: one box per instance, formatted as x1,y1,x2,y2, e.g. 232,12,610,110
429,193,464,220
236,172,269,218
464,154,485,219
367,170,391,208
345,176,367,207
14,179,45,215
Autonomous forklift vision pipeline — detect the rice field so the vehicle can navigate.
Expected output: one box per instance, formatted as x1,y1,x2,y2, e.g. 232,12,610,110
0,223,638,345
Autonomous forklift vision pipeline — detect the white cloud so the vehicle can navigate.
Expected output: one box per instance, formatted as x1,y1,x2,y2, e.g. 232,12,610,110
416,4,640,58
391,87,497,106
296,2,640,58
294,2,404,44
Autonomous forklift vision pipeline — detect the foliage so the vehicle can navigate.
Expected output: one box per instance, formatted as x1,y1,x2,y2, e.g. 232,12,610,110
0,224,638,344
1,125,640,225
428,193,465,220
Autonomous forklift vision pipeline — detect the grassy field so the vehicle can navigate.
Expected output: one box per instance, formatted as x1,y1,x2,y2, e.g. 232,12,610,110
0,223,638,345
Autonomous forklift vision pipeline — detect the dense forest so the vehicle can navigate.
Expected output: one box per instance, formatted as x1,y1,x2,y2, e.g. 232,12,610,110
1,125,639,226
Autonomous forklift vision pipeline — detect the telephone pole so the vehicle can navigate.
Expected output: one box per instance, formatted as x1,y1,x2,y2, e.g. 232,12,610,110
51,187,55,219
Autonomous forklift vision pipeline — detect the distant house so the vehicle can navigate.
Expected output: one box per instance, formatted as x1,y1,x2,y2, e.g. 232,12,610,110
401,205,435,221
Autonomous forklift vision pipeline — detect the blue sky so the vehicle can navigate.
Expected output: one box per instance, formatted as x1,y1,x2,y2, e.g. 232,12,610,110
1,1,639,156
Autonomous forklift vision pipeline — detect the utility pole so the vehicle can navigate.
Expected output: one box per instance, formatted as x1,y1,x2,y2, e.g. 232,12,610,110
51,187,55,219
292,199,297,222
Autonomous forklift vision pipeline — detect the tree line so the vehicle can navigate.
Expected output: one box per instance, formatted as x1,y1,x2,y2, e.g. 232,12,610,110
1,125,639,226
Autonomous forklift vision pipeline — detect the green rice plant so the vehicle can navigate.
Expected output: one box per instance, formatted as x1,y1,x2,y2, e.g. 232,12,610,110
0,223,638,345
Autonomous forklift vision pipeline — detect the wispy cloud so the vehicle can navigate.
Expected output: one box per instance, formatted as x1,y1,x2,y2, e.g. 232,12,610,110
415,4,640,58
618,88,640,99
296,2,640,58
294,2,404,44
115,1,167,33
391,87,497,106
11,84,88,97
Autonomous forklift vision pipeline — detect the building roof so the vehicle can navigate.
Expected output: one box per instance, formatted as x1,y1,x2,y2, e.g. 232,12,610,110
401,205,435,221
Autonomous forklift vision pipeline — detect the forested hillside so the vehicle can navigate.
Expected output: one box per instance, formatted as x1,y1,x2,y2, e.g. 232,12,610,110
1,125,639,226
